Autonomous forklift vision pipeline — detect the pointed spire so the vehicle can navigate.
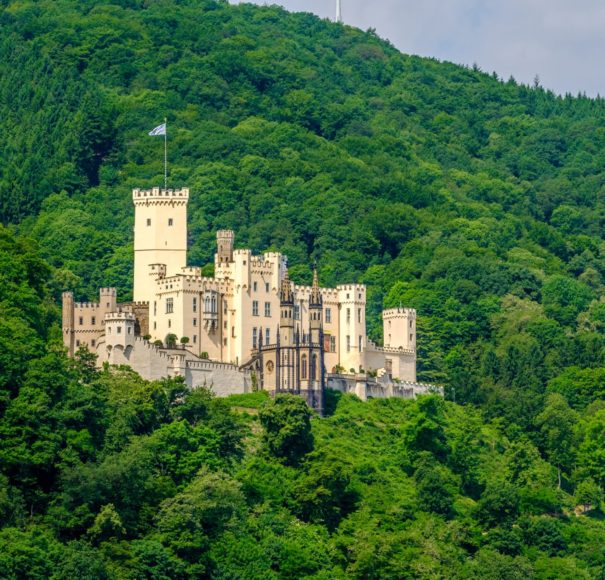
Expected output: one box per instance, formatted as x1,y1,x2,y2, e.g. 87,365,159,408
280,268,293,305
310,263,322,307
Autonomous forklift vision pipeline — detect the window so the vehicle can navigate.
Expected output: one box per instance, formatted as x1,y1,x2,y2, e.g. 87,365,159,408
193,335,197,344
108,327,112,334
193,298,197,313
265,282,269,292
253,281,258,292
330,336,336,352
346,308,351,323
224,321,227,329
265,328,270,345
146,218,151,226
325,308,331,323
264,302,271,317
79,316,83,325
154,301,157,316
347,293,350,299
168,218,173,226
168,319,171,328
410,320,413,328
91,339,96,347
193,318,197,327
128,327,132,334
359,335,362,351
166,298,174,314
358,308,362,323
76,340,80,347
91,316,96,325
232,326,235,338
117,327,122,334
154,322,157,330
252,328,258,348
410,334,414,342
302,355,308,379
346,335,351,352
252,301,259,316
294,305,300,320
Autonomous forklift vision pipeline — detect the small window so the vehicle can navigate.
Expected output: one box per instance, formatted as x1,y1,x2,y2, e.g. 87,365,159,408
253,281,258,292
168,319,171,328
224,338,227,346
193,298,197,313
117,327,122,334
294,305,300,320
232,326,235,338
347,293,350,299
326,308,331,323
330,336,336,352
166,298,174,314
224,321,227,329
410,320,413,328
193,318,197,327
128,327,131,334
193,335,197,344
252,328,258,348
358,308,362,323
265,328,270,345
346,335,351,352
168,218,173,226
154,301,157,316
108,327,112,334
359,335,362,351
252,301,259,316
264,302,271,317
346,308,351,323
265,282,270,292
410,334,414,342
154,322,157,330
146,218,151,226
106,302,110,308
91,339,96,347
91,316,96,325
76,339,80,347
79,316,83,325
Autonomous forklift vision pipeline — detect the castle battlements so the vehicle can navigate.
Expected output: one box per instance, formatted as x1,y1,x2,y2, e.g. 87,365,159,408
105,312,136,322
133,187,189,203
383,308,416,319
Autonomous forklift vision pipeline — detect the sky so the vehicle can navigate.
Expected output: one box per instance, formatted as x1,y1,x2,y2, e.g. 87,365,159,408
231,0,605,97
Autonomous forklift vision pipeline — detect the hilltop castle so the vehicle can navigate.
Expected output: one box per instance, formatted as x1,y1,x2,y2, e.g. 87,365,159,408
62,186,436,411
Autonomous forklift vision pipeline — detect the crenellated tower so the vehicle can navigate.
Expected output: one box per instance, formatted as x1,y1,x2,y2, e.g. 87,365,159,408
133,187,189,304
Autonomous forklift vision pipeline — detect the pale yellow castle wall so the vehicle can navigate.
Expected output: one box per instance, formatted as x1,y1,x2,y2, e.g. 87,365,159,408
383,308,417,351
337,285,367,373
133,188,188,304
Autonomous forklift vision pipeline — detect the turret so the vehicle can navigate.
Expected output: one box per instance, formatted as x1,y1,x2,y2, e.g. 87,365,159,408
99,287,117,312
383,308,416,351
62,291,75,355
217,230,234,264
309,266,323,344
279,269,294,346
104,311,136,350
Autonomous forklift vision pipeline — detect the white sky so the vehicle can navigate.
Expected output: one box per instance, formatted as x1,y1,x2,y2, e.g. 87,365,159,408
231,0,605,97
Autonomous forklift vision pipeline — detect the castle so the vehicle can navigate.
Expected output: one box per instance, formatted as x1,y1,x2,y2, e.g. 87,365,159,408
62,186,438,411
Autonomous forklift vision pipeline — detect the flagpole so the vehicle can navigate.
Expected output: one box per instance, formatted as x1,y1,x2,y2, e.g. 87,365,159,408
164,117,168,190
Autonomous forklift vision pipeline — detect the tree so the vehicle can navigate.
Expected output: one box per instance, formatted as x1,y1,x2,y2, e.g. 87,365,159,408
259,395,314,466
535,394,577,488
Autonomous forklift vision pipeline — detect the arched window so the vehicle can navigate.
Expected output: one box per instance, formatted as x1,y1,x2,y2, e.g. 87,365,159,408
301,355,308,379
311,354,318,381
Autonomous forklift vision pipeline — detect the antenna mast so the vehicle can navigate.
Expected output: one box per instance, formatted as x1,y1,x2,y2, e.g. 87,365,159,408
336,0,342,23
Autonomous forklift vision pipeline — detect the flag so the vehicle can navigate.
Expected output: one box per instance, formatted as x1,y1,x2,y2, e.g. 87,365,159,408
149,123,166,136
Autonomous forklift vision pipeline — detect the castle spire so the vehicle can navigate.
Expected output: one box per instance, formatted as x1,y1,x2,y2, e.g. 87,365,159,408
310,264,322,307
280,269,294,305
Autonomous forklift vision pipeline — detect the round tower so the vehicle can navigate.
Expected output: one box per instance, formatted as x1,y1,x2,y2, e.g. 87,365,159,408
132,187,189,303
104,311,136,350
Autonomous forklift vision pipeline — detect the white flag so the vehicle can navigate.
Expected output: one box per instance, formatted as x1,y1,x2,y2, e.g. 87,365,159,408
148,123,166,136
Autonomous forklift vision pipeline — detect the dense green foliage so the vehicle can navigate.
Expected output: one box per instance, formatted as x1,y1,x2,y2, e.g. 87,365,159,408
3,0,605,575
1,226,605,578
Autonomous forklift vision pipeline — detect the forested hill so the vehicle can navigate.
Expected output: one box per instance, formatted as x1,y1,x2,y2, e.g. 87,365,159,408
3,1,605,576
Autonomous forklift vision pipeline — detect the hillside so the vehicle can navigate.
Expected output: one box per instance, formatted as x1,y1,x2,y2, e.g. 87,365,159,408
1,231,605,577
2,0,605,574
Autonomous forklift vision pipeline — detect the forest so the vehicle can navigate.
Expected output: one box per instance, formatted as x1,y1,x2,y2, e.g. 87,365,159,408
2,0,605,576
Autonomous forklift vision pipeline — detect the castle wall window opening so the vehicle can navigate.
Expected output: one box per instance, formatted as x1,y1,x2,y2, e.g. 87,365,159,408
253,282,257,292
347,335,351,352
192,297,197,313
265,282,269,292
264,302,271,317
326,308,331,323
168,218,173,226
91,316,96,325
146,219,151,226
79,316,83,325
166,298,174,314
265,328,270,345
252,327,257,349
252,301,259,316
